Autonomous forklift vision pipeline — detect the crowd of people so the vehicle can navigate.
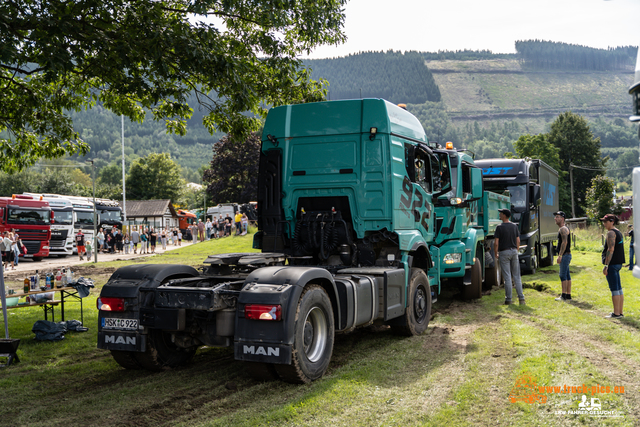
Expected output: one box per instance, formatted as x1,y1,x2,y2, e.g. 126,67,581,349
0,230,27,270
74,214,253,261
493,209,634,319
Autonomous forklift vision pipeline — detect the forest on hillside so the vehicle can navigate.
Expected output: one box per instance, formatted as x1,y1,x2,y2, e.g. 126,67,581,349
304,51,441,104
515,40,636,71
34,40,638,185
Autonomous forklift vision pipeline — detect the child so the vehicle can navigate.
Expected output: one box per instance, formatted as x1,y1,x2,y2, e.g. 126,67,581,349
85,239,92,259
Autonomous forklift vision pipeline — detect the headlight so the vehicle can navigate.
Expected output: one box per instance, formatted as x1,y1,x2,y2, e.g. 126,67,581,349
443,253,462,264
518,247,527,255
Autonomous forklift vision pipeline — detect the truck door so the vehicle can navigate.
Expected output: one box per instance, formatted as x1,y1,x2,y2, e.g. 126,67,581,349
410,147,435,239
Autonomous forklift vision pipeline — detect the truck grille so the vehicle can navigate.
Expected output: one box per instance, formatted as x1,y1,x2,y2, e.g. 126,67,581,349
23,240,42,254
14,228,48,241
50,239,66,248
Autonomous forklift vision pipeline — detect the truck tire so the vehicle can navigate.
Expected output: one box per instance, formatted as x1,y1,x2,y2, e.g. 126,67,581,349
133,329,197,371
275,284,335,384
539,242,554,267
461,258,483,300
485,264,501,289
392,269,431,336
110,350,142,370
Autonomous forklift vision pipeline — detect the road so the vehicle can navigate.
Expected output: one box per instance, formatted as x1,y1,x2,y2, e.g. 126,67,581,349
3,238,198,278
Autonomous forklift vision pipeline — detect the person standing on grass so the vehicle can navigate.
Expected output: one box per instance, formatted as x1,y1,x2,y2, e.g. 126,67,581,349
197,219,205,242
627,225,634,271
140,228,148,254
234,211,242,235
494,208,525,305
601,214,625,319
554,211,572,302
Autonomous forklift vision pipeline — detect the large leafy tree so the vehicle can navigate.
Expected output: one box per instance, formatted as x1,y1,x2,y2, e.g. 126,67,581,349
547,112,606,217
585,175,615,220
513,133,570,213
0,0,347,173
203,132,260,203
126,153,184,202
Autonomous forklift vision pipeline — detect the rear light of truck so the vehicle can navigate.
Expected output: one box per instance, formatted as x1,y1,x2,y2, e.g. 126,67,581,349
97,297,125,312
245,304,282,321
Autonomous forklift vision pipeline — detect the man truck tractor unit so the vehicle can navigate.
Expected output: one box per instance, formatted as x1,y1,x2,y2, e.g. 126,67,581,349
98,99,508,383
23,194,75,257
0,195,52,260
475,158,559,273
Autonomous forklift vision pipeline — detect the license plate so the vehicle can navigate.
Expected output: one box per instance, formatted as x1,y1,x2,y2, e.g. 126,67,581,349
101,317,139,330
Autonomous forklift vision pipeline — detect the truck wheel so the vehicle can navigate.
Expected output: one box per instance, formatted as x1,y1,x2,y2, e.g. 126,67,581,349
485,264,501,289
275,284,335,384
133,329,197,371
539,242,554,267
461,258,483,299
392,269,431,336
110,350,142,370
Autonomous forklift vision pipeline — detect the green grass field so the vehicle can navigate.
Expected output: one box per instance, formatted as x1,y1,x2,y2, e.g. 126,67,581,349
1,229,639,426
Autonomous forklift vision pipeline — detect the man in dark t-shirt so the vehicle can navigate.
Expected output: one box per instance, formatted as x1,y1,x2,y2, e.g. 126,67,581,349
494,208,524,305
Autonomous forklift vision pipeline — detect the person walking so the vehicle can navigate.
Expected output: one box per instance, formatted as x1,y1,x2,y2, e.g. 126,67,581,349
601,214,625,318
234,211,242,235
206,218,212,240
197,219,205,242
172,228,178,246
149,228,157,253
241,213,248,235
131,227,140,254
161,228,168,250
627,225,634,271
140,228,148,254
11,233,20,267
75,229,86,261
97,228,105,252
0,231,10,270
554,211,572,302
85,239,93,260
494,208,525,305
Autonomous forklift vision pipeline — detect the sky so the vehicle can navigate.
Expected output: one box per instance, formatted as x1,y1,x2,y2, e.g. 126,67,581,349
304,0,640,59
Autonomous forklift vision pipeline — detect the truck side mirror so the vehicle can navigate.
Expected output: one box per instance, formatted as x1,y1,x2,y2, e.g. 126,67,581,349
50,210,55,224
531,184,541,207
0,208,3,223
470,168,483,199
406,145,416,182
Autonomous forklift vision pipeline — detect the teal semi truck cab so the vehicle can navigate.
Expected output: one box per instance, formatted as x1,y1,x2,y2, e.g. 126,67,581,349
97,99,508,384
475,158,559,273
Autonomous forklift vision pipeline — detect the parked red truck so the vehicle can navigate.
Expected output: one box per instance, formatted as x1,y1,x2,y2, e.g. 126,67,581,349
0,195,53,261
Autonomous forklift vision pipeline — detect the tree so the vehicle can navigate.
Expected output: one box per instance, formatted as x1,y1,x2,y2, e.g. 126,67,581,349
513,133,570,212
547,112,606,217
99,164,124,187
126,153,184,202
0,1,347,173
203,132,261,204
585,176,615,220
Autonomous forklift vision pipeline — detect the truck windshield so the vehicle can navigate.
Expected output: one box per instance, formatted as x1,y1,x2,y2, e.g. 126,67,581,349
53,209,73,225
75,211,94,227
7,208,51,225
100,209,122,222
507,185,527,209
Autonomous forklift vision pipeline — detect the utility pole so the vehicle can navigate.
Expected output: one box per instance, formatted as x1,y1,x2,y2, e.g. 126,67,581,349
90,160,98,263
121,115,127,226
569,163,576,219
